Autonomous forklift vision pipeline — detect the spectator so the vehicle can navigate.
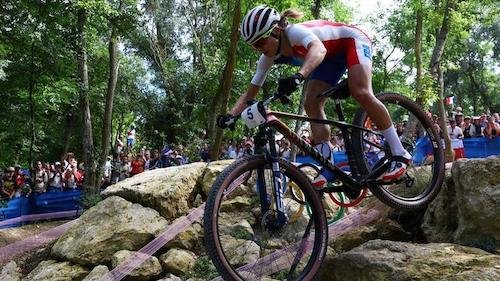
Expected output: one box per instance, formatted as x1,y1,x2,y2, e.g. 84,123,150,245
199,143,211,162
33,160,48,193
479,114,488,128
461,116,473,138
130,154,145,176
102,156,113,188
470,117,484,137
63,152,75,171
175,145,189,164
447,119,464,159
228,145,238,159
160,144,173,167
493,113,499,124
1,167,16,199
452,106,463,119
48,162,65,191
127,125,136,149
116,135,124,156
64,158,82,190
13,164,25,188
143,149,152,170
484,116,500,139
243,141,254,156
280,139,291,160
455,113,464,128
227,140,237,159
118,155,131,180
149,149,162,169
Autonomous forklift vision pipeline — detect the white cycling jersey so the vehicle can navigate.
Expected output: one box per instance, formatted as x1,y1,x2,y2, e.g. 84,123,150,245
251,20,373,87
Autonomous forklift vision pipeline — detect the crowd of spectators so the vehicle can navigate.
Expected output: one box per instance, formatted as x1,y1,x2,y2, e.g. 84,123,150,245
214,129,347,162
430,107,500,159
102,142,190,188
0,152,83,201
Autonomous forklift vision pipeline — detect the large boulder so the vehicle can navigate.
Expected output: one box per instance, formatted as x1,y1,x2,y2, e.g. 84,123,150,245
164,222,204,251
52,196,168,266
329,218,412,254
0,261,21,281
318,239,500,281
159,248,196,277
24,260,89,281
111,250,162,280
102,163,207,220
82,265,109,281
423,156,500,251
200,160,234,195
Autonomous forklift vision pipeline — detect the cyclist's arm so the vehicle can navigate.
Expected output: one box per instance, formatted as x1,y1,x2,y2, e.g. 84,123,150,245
229,84,260,116
230,55,274,116
298,40,326,78
287,25,326,78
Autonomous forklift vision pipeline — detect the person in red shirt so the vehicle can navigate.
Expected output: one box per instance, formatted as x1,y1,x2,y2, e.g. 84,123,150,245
130,154,145,176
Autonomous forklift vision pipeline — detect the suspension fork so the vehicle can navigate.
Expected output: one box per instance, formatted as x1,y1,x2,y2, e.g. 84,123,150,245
255,127,287,226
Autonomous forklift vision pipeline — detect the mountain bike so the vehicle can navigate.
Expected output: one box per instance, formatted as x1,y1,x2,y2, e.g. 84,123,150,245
204,79,445,280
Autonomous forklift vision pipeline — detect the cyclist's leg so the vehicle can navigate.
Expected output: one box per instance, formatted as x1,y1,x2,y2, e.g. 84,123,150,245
346,32,410,180
348,59,411,181
304,79,331,144
305,58,347,187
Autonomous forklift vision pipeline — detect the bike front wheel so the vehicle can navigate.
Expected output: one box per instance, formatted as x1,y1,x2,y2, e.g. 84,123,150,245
352,93,445,210
204,155,328,280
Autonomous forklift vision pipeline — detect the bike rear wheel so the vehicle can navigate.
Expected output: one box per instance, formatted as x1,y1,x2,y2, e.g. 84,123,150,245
352,93,445,210
204,155,328,280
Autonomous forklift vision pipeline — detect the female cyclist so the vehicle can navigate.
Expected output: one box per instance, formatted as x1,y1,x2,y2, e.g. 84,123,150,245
217,5,411,187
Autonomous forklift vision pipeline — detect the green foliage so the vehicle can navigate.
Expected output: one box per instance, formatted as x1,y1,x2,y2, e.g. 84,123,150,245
186,256,219,279
80,193,103,210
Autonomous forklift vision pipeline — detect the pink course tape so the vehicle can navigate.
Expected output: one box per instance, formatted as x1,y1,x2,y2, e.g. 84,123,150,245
0,210,80,228
0,219,78,264
99,204,206,281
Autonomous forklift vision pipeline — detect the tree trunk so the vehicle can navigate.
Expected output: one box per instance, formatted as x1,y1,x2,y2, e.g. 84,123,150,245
28,43,36,166
429,0,454,162
312,0,322,19
436,64,454,161
97,26,119,188
209,0,241,160
429,0,453,74
414,1,424,105
60,112,74,160
77,8,97,193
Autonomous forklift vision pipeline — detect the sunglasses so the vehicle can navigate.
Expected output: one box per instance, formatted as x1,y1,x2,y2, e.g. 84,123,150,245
251,28,275,50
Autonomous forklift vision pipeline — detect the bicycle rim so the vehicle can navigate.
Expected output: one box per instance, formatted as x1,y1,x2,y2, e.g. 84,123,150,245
352,93,445,210
204,155,328,281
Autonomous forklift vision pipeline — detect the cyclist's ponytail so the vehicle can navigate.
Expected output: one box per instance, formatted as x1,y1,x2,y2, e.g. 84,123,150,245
278,9,303,28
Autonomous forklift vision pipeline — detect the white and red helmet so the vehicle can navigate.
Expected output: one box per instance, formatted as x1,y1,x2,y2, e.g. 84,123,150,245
240,5,280,45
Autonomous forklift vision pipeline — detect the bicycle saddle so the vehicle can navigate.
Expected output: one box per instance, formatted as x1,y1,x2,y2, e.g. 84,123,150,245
317,79,350,100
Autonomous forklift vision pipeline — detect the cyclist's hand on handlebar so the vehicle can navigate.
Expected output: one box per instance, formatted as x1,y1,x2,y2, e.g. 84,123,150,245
217,114,236,130
278,73,305,97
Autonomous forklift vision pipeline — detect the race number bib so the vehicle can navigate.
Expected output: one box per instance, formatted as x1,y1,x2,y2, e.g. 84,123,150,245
241,102,267,129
